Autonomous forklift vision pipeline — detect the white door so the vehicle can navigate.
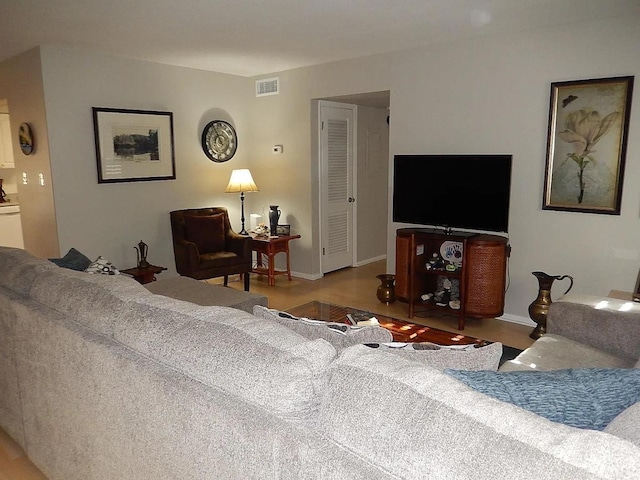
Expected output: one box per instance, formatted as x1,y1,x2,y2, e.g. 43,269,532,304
319,101,356,273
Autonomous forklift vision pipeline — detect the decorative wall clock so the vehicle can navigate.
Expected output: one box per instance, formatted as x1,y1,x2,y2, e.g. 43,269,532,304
18,122,34,155
201,120,237,162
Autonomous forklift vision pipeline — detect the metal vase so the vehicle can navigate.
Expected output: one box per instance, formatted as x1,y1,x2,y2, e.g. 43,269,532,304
528,271,573,339
376,274,396,305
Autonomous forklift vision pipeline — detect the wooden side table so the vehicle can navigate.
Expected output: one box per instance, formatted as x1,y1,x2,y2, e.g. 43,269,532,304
121,264,167,284
251,234,301,286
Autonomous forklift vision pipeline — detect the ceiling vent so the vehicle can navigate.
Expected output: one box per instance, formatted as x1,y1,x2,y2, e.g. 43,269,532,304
256,77,280,97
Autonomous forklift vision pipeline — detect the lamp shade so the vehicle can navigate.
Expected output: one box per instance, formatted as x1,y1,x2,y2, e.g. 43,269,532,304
225,169,259,193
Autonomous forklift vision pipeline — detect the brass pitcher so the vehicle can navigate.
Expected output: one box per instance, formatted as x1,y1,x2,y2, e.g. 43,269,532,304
135,240,150,269
528,271,573,339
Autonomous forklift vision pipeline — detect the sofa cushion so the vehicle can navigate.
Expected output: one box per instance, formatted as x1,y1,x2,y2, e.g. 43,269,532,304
604,402,640,446
145,276,267,314
30,265,150,336
253,305,392,349
85,256,120,275
0,247,60,296
49,247,92,271
362,341,503,371
319,346,640,479
499,333,635,371
445,368,640,431
114,297,337,421
184,214,225,254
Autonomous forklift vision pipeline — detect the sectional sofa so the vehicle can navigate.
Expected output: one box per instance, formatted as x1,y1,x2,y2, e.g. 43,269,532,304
1,246,640,479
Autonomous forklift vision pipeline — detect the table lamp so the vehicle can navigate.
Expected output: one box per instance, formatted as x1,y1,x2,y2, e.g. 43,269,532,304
225,169,259,234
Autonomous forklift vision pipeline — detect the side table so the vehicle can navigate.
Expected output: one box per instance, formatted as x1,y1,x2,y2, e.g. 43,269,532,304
251,234,301,286
121,264,167,285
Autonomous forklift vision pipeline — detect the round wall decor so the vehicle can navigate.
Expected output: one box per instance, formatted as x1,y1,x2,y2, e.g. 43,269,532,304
201,120,237,162
18,122,34,155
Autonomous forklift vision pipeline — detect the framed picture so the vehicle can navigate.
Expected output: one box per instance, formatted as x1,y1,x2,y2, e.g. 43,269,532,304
276,224,291,236
93,107,176,183
633,269,640,303
542,76,634,214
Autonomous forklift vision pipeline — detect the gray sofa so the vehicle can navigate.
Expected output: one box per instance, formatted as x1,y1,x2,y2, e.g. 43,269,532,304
501,294,640,372
1,246,640,479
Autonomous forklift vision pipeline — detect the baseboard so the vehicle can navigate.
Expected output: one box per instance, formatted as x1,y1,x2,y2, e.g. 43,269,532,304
497,313,535,327
290,271,323,281
354,254,387,268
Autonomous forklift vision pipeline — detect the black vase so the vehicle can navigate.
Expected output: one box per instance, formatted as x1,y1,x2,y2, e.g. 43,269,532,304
269,205,281,236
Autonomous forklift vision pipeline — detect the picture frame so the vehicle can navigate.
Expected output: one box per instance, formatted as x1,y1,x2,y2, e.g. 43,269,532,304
93,107,176,183
633,269,640,303
542,76,634,214
276,224,291,236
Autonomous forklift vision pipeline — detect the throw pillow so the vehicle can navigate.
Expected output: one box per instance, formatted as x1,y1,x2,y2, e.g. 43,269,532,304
85,256,120,275
445,368,640,431
364,341,502,371
253,305,392,349
184,214,226,254
49,247,92,271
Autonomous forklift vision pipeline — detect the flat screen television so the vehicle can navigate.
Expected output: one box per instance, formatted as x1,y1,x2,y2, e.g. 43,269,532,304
393,154,512,233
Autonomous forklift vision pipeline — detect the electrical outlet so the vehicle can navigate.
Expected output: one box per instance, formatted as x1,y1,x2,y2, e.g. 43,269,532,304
272,145,283,154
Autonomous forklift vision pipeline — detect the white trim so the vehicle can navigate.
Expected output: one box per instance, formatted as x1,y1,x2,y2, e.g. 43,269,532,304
290,271,323,281
355,254,387,267
497,313,535,327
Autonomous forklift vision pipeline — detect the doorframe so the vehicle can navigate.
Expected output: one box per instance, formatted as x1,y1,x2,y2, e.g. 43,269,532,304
317,100,358,274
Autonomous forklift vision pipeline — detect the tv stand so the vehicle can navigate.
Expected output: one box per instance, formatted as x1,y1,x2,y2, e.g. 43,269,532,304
395,228,509,330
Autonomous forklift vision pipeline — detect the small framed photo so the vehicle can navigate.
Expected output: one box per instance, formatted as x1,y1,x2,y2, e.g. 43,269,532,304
276,224,291,236
93,107,176,183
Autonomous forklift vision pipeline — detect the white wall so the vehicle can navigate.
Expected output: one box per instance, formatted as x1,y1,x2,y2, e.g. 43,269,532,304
2,13,638,325
386,15,640,321
355,105,389,265
247,14,640,322
37,46,254,273
0,48,58,258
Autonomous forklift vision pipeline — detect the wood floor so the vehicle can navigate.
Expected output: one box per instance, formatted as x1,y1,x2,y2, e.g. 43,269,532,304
0,259,534,479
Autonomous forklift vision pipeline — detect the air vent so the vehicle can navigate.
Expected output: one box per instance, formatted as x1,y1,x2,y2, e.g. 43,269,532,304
256,77,280,97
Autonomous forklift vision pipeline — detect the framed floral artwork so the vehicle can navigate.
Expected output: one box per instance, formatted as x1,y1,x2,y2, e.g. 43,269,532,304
542,76,634,214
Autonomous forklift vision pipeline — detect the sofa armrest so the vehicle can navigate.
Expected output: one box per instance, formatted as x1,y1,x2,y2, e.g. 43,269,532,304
547,294,640,361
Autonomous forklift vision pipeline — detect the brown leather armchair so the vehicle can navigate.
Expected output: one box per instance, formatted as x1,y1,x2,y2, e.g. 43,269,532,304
170,207,252,291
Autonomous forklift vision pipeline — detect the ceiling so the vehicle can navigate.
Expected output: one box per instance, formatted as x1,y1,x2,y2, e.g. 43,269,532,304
0,0,638,78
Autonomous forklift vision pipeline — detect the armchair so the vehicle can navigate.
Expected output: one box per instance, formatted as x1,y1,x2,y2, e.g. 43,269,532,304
170,207,252,291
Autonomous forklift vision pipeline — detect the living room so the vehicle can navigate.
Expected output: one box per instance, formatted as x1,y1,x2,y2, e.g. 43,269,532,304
0,4,639,330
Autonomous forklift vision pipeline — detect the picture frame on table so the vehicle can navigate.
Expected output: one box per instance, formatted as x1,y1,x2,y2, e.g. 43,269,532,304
276,224,291,236
542,76,634,215
93,107,176,184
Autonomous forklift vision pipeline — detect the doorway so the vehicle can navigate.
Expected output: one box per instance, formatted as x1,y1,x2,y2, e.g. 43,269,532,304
316,91,390,275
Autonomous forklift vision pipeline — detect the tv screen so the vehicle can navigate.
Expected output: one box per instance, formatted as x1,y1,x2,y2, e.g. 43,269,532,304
393,154,512,233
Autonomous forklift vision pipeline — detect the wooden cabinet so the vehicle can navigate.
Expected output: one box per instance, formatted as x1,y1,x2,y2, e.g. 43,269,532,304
396,228,509,330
